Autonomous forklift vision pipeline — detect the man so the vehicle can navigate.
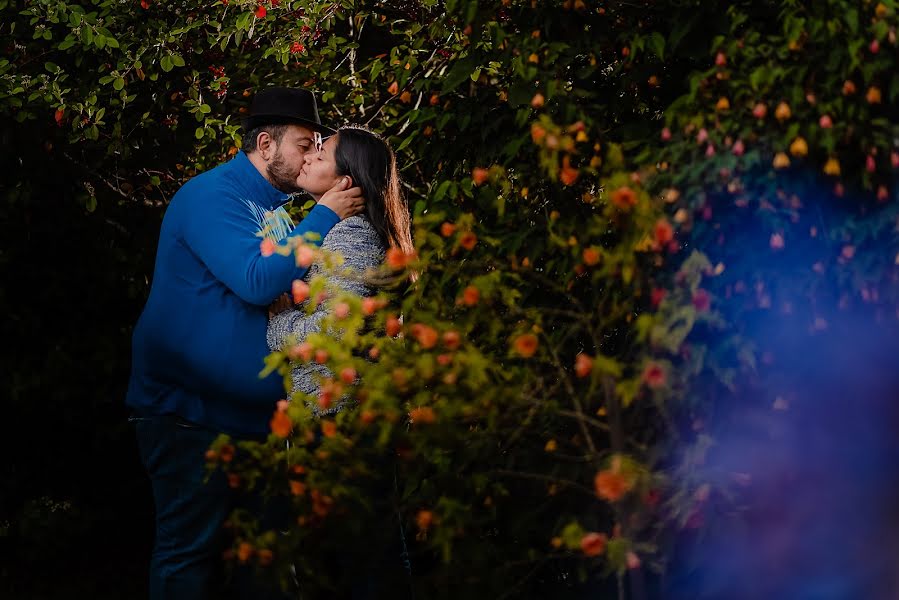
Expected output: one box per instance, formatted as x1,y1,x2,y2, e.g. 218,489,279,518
127,87,362,599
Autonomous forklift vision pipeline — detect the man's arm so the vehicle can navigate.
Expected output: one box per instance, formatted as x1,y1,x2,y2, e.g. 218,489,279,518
181,191,338,306
181,179,364,306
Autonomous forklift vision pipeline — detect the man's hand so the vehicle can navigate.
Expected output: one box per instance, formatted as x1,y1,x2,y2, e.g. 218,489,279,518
318,176,365,219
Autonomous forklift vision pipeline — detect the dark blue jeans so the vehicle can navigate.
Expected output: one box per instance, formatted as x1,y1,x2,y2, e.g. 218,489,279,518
132,414,289,600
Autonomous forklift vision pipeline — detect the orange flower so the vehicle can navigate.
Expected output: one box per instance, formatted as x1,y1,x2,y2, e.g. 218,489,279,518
255,548,273,566
339,366,357,384
314,348,329,364
866,86,882,104
400,91,412,104
574,353,593,378
289,480,306,496
715,96,730,111
560,160,580,185
416,509,435,530
442,330,461,350
386,314,402,337
260,238,276,257
642,362,666,388
295,244,314,267
321,420,337,438
237,542,254,563
823,157,841,176
287,341,313,362
789,137,808,157
409,406,437,424
360,409,377,424
842,80,856,95
582,247,601,266
270,410,292,438
774,102,791,121
227,473,241,488
411,324,439,349
471,167,489,186
461,285,480,306
440,222,457,237
386,247,416,269
387,81,399,95
654,219,674,245
530,123,547,144
580,532,608,557
594,468,632,502
530,92,545,108
291,279,309,304
459,231,478,250
610,186,638,210
773,152,791,169
513,333,539,358
333,302,350,319
361,297,378,316
219,443,235,463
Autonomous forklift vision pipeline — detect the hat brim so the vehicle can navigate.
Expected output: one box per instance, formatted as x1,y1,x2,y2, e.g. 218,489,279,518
241,114,336,136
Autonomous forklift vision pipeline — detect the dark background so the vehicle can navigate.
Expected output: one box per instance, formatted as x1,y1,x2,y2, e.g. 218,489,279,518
2,119,159,598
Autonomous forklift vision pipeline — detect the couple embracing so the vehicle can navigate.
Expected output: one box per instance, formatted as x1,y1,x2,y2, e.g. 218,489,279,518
127,87,413,599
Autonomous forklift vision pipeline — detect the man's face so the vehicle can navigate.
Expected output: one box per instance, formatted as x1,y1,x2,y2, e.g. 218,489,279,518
266,124,317,194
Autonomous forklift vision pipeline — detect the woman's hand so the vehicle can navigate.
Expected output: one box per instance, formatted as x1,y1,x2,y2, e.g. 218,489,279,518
268,293,294,319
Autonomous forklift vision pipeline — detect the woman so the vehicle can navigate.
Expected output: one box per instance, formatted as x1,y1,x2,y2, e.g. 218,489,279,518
266,125,413,412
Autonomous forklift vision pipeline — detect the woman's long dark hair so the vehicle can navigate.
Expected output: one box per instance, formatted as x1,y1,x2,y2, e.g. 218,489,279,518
333,126,414,255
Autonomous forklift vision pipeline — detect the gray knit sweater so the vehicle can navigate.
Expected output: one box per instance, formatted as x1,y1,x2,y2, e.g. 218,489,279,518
266,215,386,411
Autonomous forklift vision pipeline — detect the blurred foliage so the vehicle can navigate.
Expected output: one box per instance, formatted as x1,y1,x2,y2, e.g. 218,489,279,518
3,0,898,597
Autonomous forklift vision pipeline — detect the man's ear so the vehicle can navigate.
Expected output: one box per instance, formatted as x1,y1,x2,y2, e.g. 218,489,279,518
256,131,273,160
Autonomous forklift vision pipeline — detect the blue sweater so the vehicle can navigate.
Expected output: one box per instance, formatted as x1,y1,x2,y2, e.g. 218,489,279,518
126,151,340,437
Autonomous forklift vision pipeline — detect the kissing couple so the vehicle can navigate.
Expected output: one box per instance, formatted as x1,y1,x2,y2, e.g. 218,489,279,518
127,86,414,599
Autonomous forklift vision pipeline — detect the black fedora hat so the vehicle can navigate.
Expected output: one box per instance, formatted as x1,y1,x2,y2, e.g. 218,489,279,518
241,87,335,135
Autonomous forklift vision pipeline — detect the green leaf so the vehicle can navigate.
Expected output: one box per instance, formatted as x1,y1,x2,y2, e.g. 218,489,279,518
370,59,383,81
646,32,665,60
113,77,125,91
171,54,185,67
441,56,478,93
160,55,173,72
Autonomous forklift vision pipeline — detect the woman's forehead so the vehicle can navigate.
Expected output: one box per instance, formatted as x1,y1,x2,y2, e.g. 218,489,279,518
322,134,339,150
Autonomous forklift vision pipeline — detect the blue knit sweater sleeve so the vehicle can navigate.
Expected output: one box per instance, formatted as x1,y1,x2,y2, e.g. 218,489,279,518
181,188,340,306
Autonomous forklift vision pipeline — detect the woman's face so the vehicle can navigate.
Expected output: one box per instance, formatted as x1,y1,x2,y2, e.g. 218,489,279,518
296,134,343,197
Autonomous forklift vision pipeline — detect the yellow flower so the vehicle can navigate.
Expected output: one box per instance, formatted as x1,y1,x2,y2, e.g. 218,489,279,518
773,152,791,169
774,102,791,121
789,137,808,157
823,158,841,176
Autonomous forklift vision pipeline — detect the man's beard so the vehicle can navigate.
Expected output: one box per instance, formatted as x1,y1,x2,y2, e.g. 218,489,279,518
266,151,302,194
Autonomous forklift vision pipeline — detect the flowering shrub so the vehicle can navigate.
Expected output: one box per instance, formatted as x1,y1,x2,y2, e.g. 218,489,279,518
5,0,898,596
